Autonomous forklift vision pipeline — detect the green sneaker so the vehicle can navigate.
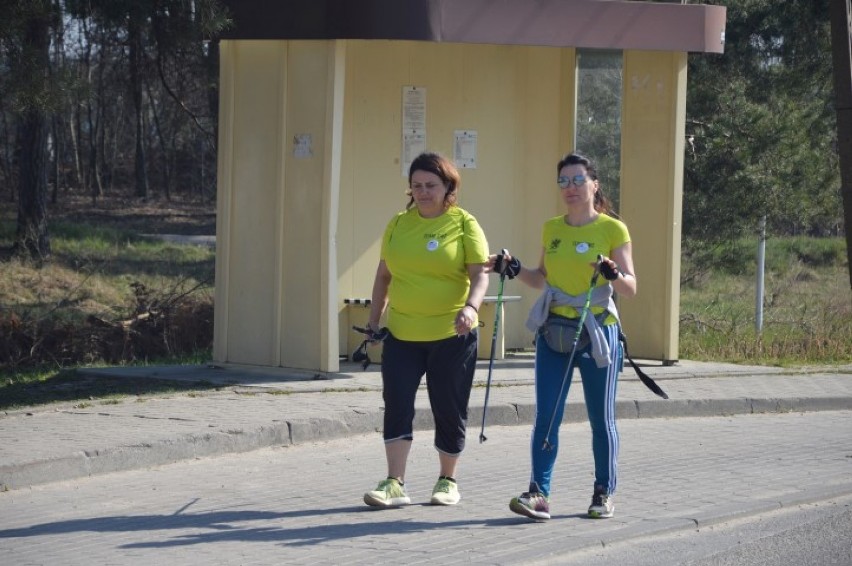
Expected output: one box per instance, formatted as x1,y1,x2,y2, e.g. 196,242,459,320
430,477,460,505
363,478,411,507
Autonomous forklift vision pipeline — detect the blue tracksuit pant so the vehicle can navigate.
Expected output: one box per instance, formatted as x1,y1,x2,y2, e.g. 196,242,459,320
528,323,622,498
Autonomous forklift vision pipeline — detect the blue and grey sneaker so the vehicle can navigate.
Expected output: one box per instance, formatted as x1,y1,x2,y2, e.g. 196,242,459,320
588,486,615,518
509,483,550,521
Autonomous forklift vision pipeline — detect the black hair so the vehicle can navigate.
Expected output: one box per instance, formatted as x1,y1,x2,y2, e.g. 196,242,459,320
557,152,614,214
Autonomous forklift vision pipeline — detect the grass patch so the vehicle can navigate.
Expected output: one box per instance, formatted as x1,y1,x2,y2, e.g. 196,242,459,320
2,211,849,411
1,213,217,409
1,221,214,324
679,237,851,366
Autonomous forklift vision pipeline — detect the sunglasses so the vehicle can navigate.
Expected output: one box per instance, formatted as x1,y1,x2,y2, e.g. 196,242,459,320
557,175,589,189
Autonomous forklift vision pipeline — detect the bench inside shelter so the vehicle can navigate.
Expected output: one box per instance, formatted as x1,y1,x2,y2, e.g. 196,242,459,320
344,295,522,363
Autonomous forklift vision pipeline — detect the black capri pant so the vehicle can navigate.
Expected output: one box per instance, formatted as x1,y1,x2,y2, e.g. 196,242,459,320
380,330,478,455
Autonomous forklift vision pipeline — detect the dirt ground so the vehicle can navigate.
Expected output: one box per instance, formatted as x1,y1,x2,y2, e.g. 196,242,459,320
0,192,217,381
1,192,217,236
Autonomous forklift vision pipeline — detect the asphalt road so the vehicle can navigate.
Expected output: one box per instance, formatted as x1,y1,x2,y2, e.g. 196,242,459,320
547,494,852,566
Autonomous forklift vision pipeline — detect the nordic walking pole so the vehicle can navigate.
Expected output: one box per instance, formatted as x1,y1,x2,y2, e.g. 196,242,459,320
479,249,508,443
542,255,603,451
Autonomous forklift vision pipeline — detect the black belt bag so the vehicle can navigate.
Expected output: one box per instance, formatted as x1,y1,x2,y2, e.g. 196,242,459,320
538,313,669,400
539,313,607,354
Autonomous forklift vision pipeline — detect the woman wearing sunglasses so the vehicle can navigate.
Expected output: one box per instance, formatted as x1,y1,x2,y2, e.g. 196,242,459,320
362,152,490,508
494,152,636,521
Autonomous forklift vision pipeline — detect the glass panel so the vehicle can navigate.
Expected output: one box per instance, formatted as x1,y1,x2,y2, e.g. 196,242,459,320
576,49,623,212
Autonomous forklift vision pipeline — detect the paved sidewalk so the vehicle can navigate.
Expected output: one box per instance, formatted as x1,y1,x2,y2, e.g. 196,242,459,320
2,357,850,492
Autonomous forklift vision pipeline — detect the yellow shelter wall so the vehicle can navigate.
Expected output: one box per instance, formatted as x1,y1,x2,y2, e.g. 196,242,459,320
281,42,344,369
215,41,286,365
337,41,577,353
214,40,342,370
619,50,686,361
215,39,685,368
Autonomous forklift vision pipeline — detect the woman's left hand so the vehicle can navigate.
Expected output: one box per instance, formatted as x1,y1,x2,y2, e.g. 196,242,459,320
454,305,478,336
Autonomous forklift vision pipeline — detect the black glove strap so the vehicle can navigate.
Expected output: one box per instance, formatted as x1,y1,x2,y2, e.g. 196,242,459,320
619,331,669,399
600,262,620,281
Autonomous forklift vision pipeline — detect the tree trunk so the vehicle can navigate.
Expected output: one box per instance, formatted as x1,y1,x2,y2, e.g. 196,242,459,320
830,0,852,289
0,101,14,203
129,8,149,200
145,77,171,200
87,93,104,200
15,108,51,260
13,6,52,261
51,116,59,204
70,107,85,191
206,37,220,198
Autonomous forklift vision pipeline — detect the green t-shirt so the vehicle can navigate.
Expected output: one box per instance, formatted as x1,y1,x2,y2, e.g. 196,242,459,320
542,213,630,319
381,206,489,341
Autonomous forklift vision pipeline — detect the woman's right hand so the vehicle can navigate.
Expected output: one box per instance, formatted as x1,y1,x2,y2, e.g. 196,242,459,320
485,252,511,274
365,323,388,343
488,250,521,279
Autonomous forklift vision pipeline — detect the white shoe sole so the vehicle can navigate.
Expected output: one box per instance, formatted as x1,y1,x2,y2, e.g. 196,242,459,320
363,493,411,507
430,494,460,505
509,499,550,521
588,506,615,518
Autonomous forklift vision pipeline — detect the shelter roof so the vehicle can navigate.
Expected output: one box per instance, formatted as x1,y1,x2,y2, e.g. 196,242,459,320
220,0,726,54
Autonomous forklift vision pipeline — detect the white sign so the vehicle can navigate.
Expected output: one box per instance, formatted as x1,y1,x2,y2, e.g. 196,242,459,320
402,131,427,177
402,86,426,131
293,134,312,159
402,86,427,176
454,130,477,169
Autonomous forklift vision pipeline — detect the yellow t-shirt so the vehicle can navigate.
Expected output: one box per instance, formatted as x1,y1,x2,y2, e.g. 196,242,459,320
381,206,489,341
542,213,630,320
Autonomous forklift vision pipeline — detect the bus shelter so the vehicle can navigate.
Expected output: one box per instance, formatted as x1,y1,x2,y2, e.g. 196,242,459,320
214,0,727,372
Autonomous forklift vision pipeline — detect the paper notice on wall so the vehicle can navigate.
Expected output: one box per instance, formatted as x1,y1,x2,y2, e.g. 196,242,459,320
454,130,477,169
402,131,427,177
402,86,426,131
402,86,427,176
293,134,312,159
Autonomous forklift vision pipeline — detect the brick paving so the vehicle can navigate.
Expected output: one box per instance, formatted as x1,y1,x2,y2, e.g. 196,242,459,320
1,360,851,563
2,361,851,490
1,411,851,565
